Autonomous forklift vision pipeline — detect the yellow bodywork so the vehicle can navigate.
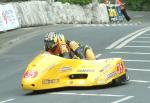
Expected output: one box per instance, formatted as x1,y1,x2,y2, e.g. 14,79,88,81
22,52,127,91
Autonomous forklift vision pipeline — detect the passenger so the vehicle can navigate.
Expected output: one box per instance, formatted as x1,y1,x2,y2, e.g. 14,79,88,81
44,32,96,60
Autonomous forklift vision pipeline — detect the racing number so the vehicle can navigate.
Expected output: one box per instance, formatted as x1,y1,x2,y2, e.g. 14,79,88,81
117,63,124,74
24,70,38,78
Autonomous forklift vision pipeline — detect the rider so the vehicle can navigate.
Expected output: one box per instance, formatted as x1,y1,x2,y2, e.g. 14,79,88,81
44,32,96,60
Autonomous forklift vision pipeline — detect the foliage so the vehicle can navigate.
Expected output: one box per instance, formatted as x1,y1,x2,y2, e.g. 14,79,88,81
126,0,150,11
1,0,150,11
57,0,150,10
0,0,28,2
56,0,92,5
1,0,92,5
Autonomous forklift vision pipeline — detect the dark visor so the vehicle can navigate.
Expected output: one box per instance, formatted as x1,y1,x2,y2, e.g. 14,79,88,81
45,40,56,49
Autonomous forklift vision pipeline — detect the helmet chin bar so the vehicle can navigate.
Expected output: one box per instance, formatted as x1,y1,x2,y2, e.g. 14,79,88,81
48,43,57,52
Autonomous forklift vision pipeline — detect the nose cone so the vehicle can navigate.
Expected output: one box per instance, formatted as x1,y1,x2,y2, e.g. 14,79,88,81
22,70,39,90
22,77,38,90
22,70,40,90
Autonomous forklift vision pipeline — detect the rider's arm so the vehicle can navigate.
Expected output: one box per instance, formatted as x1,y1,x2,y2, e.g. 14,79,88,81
67,40,96,60
59,44,70,58
67,40,84,59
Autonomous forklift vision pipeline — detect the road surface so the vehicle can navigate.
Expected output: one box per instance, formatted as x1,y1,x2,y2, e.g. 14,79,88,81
0,11,150,103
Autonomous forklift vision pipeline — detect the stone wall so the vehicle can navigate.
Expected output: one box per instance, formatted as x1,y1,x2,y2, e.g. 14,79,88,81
10,1,109,27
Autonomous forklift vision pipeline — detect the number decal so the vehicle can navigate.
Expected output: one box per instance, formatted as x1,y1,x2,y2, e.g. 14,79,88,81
117,63,124,74
24,70,38,78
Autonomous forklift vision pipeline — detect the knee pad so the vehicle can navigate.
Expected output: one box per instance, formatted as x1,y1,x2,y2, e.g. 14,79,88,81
69,41,80,51
84,45,96,60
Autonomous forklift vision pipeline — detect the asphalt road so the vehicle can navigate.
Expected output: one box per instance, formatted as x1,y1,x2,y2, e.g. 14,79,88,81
0,16,150,103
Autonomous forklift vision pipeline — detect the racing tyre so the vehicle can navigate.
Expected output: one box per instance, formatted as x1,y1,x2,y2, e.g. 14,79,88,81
112,74,129,86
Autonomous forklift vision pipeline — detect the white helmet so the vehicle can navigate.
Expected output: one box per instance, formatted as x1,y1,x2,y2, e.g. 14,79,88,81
44,32,65,51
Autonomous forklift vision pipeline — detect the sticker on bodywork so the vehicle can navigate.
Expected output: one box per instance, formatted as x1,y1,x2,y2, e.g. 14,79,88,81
23,70,38,78
117,63,124,74
60,66,72,72
42,79,59,84
105,71,117,80
77,69,95,72
99,64,112,72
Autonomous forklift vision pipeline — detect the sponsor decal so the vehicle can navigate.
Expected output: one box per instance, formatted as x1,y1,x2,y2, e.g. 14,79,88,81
77,69,95,72
81,65,93,68
117,63,124,74
60,66,72,72
2,11,8,24
42,79,59,84
100,64,112,72
24,70,38,78
105,71,117,80
0,4,20,32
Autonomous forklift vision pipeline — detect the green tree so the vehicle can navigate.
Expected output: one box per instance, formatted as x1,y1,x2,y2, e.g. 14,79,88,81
126,0,150,11
57,0,92,5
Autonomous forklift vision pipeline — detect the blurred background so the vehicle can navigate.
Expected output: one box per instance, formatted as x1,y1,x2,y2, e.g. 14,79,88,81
0,0,150,11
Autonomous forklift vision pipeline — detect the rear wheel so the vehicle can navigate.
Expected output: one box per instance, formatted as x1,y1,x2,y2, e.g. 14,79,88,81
112,74,129,86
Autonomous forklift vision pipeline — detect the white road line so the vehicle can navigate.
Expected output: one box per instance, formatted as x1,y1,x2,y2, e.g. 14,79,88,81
105,24,110,26
111,51,150,55
129,24,133,26
137,37,150,39
130,80,150,83
51,92,77,95
111,96,134,103
115,27,150,49
124,59,150,63
125,46,150,48
51,92,124,97
96,54,102,58
132,41,150,43
79,93,98,96
80,94,124,97
0,98,15,103
105,27,149,49
112,24,117,26
128,68,150,72
22,27,34,30
123,24,128,26
98,94,124,97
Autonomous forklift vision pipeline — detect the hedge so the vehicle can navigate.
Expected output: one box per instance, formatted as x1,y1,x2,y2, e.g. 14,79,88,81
57,0,150,11
56,0,92,6
126,0,150,11
0,0,150,11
